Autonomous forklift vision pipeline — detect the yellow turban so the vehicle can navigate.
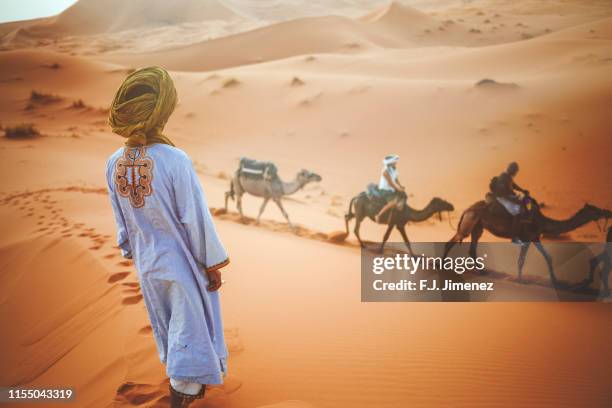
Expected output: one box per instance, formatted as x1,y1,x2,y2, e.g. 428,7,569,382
109,66,177,147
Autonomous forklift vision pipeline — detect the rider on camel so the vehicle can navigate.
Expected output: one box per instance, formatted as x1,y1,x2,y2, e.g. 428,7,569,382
491,162,530,243
375,154,406,223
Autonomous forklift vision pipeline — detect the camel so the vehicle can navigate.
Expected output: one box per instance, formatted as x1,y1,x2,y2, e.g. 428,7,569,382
224,158,321,227
345,189,454,253
443,196,611,286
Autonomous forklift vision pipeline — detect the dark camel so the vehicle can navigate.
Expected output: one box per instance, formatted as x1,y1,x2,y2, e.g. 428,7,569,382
345,192,454,253
444,198,611,285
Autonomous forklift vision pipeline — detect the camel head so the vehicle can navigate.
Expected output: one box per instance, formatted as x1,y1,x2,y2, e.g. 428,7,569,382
296,169,322,187
580,203,612,222
430,197,454,221
431,197,455,213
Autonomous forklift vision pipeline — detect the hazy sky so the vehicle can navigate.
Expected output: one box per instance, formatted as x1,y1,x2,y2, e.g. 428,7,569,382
1,0,78,23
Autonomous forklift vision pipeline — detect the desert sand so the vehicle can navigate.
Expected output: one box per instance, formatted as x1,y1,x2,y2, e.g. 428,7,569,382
0,1,611,407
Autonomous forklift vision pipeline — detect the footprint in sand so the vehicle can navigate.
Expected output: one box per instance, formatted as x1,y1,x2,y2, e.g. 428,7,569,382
122,294,143,305
213,375,243,395
114,382,163,406
122,287,140,294
122,282,140,288
138,325,152,335
117,260,133,267
108,271,130,283
104,253,117,259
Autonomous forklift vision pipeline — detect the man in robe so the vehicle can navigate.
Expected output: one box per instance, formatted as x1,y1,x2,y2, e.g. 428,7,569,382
106,66,229,408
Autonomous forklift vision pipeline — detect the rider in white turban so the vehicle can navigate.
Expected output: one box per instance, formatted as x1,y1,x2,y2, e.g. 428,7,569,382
375,154,406,223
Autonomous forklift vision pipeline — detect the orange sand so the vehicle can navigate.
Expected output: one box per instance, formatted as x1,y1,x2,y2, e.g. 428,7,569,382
0,1,611,407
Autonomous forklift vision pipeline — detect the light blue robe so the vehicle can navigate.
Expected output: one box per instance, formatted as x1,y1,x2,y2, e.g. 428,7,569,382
105,143,229,384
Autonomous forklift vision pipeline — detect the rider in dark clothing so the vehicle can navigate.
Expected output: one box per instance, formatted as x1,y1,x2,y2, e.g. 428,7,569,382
496,162,529,199
491,162,530,243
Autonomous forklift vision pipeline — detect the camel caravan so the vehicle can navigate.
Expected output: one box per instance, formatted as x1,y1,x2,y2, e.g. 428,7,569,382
223,155,610,291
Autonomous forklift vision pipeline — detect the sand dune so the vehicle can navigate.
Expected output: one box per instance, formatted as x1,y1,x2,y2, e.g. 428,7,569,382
95,3,612,72
0,0,249,53
543,16,612,40
363,0,467,42
100,15,386,72
32,0,241,35
98,2,488,72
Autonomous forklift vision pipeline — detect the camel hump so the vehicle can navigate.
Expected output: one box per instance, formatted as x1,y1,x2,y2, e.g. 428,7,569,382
469,200,489,213
239,157,278,180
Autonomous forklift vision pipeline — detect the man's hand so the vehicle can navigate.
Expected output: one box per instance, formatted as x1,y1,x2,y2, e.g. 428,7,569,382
207,269,223,291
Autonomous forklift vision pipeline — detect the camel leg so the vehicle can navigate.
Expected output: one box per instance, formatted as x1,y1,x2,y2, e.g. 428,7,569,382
517,242,531,283
224,191,230,211
273,197,293,227
534,240,557,286
345,211,355,235
256,196,270,224
354,215,365,248
224,180,233,211
579,254,602,287
236,193,245,220
443,240,458,260
444,210,478,258
380,222,394,253
469,222,483,260
397,224,415,257
345,198,356,235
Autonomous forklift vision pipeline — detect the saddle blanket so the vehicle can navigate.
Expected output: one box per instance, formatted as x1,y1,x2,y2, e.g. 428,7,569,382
496,196,520,216
239,157,278,180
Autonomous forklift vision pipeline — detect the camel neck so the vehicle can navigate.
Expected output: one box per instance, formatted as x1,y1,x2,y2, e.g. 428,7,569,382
408,200,438,222
281,178,304,195
540,210,593,235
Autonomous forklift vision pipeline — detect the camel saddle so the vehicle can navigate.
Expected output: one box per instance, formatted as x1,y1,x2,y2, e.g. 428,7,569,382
238,157,278,181
365,183,398,209
485,192,536,222
366,183,384,199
